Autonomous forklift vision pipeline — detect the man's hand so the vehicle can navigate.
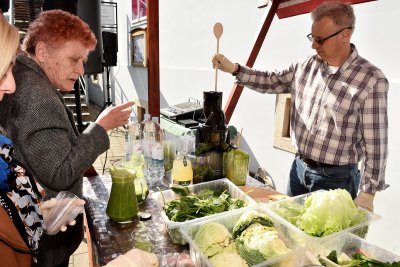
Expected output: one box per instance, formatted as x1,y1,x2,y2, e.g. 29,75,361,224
212,54,237,74
105,248,159,267
41,197,85,234
354,192,375,211
96,101,135,132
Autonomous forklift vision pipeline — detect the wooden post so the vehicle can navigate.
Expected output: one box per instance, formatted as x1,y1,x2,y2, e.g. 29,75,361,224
147,0,160,117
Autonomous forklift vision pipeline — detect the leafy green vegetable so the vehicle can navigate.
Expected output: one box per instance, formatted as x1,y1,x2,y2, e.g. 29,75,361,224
320,250,400,266
210,252,249,267
235,238,266,266
193,165,214,183
164,189,246,222
273,189,367,237
232,209,274,238
194,222,232,257
195,143,215,156
235,223,290,265
170,184,190,196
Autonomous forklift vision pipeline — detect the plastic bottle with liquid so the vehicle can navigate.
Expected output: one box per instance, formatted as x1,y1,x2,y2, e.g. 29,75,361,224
140,114,156,185
150,117,164,184
172,151,193,186
125,112,143,162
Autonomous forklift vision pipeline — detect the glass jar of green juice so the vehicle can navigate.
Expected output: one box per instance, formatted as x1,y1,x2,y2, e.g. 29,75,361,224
106,166,139,223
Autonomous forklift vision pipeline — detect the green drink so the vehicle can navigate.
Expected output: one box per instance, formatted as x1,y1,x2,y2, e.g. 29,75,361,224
106,167,139,223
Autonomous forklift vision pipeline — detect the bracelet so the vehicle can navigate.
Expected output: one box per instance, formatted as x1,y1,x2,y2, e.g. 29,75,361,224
232,63,241,76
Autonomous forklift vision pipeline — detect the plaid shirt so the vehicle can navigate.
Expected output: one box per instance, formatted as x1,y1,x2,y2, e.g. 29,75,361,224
236,45,389,193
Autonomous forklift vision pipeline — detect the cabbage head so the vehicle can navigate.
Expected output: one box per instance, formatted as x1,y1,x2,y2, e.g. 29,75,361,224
194,222,232,257
297,189,367,236
236,223,290,265
232,210,274,238
210,252,249,267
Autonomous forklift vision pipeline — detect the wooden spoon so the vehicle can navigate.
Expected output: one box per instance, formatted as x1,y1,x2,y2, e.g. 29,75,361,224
213,22,223,92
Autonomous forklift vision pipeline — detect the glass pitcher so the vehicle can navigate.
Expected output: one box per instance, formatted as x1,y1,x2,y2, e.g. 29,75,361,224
106,166,139,223
120,157,149,204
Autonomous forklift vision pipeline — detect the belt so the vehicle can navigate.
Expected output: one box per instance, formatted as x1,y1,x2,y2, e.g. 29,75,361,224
298,154,337,168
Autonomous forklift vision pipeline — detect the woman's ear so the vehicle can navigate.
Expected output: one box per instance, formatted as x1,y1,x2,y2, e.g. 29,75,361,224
35,41,47,63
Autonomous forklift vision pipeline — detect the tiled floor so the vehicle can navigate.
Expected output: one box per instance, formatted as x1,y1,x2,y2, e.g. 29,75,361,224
70,104,127,267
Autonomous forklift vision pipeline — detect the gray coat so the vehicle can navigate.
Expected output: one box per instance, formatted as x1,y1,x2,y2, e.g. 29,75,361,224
0,54,110,266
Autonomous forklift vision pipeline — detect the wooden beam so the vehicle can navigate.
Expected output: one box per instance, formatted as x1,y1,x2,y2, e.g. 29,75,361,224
224,0,281,123
146,0,160,117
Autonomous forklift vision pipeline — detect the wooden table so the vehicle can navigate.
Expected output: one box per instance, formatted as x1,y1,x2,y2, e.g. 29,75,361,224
83,175,282,266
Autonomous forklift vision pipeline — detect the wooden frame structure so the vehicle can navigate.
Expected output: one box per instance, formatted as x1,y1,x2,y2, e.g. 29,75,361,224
145,0,282,121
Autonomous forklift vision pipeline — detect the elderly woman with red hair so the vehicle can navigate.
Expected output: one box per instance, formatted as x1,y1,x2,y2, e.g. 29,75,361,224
0,9,136,267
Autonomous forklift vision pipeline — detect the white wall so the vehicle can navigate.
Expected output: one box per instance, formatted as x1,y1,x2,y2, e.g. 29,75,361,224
113,0,400,254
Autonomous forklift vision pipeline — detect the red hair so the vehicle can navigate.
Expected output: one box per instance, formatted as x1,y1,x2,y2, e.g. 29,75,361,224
22,9,97,54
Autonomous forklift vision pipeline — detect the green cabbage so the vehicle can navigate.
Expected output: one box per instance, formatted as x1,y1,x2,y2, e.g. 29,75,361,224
209,252,249,267
236,223,291,265
276,189,368,237
232,210,274,238
194,222,232,257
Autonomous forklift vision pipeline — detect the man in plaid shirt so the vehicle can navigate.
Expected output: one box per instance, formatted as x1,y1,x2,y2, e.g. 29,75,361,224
212,2,388,211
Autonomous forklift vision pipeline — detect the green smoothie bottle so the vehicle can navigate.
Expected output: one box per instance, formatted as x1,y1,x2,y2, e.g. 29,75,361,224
106,166,139,223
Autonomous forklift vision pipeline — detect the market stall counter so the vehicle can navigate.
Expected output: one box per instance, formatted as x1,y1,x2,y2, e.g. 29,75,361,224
83,175,280,266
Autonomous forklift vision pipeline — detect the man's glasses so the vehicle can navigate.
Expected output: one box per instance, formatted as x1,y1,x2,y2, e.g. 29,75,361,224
307,27,352,45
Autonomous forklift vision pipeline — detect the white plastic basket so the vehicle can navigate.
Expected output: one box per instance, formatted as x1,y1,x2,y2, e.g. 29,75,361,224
152,178,257,244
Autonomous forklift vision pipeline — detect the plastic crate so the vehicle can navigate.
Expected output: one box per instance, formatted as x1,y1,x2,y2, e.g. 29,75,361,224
180,207,308,267
318,232,400,266
264,190,381,249
152,178,257,245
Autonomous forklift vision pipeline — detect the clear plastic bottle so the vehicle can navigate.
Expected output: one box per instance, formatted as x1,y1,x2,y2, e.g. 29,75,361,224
150,117,164,184
125,112,142,162
141,114,155,185
124,112,146,197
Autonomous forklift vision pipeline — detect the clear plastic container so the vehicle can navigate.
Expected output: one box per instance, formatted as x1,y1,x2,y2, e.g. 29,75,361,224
179,207,307,267
151,178,257,245
317,232,400,266
45,191,85,235
264,191,381,250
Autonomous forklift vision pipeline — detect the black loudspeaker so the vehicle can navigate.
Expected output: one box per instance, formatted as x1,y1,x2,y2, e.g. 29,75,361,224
43,0,77,14
77,0,103,74
102,31,118,67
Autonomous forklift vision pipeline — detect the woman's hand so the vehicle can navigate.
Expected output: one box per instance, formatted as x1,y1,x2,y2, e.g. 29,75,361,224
41,197,85,233
96,101,135,131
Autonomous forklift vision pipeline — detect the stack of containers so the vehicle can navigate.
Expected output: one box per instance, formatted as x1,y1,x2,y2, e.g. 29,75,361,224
176,189,389,266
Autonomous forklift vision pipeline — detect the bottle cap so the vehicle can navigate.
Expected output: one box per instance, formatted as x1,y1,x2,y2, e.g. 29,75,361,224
139,212,152,220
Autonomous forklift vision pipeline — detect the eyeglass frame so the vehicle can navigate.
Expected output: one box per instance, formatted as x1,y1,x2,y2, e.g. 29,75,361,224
307,27,353,45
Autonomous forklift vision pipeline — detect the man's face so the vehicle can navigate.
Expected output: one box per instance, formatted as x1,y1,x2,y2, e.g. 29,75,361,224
310,17,349,65
41,40,89,92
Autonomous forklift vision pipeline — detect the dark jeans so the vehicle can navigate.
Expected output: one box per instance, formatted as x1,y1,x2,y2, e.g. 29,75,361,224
287,155,360,199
